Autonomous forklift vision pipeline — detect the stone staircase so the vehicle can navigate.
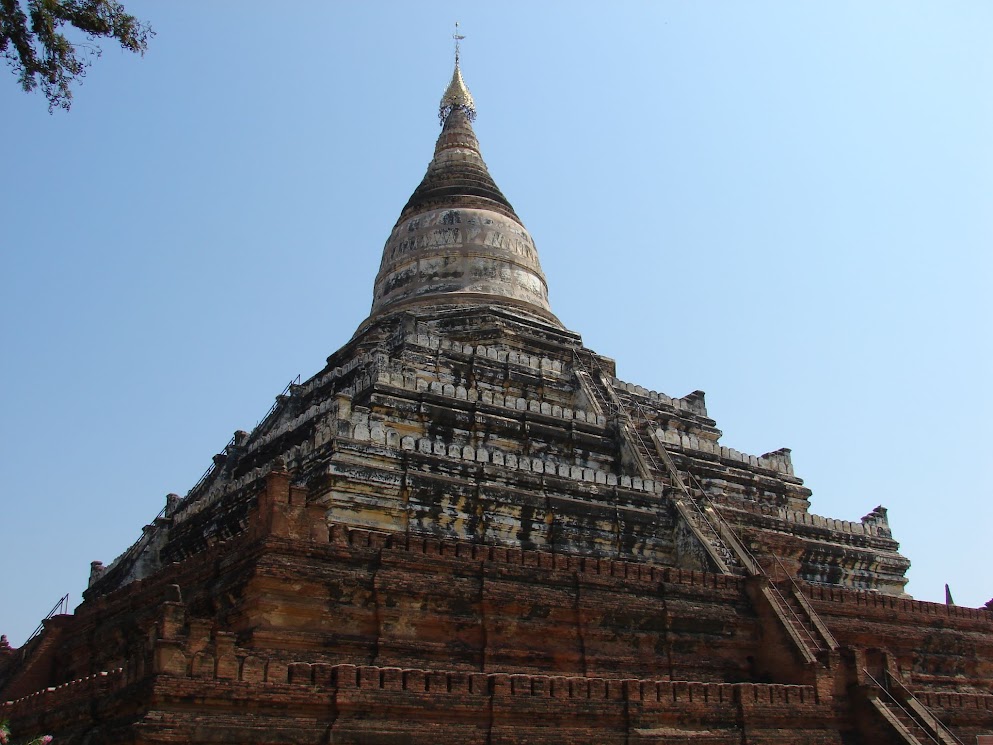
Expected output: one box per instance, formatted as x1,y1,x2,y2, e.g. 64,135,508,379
573,351,967,745
642,426,745,574
0,594,71,700
870,696,934,744
865,670,964,745
572,353,760,578
773,579,838,661
1,621,68,700
571,350,836,668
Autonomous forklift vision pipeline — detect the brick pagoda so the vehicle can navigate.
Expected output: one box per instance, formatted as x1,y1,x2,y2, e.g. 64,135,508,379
2,60,991,745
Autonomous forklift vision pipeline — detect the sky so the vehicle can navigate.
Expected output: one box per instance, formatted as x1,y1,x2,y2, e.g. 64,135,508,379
1,2,990,647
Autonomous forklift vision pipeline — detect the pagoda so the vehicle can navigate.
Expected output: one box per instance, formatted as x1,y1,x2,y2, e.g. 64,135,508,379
2,58,991,745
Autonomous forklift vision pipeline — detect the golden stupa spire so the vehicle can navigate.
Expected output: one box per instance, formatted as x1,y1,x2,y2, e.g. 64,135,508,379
439,22,476,124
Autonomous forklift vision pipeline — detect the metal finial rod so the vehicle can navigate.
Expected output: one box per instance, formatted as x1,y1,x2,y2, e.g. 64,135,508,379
453,21,465,65
440,22,475,125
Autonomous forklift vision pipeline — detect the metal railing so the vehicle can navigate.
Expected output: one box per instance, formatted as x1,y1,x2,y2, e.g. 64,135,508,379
572,348,750,569
642,426,742,573
671,445,834,657
99,503,169,578
185,433,237,499
570,347,832,661
183,373,302,505
769,552,839,651
571,350,742,567
882,669,964,745
19,593,70,661
252,374,303,436
863,668,951,745
670,435,829,658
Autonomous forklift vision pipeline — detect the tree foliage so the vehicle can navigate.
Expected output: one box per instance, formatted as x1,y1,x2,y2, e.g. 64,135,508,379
0,0,152,110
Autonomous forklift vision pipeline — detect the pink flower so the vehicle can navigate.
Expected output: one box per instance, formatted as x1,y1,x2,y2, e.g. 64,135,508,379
41,738,54,744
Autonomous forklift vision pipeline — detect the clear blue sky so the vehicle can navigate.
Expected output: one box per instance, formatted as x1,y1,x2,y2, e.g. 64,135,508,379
1,2,990,646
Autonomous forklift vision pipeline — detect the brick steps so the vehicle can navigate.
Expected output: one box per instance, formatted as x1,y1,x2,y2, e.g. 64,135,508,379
873,696,937,744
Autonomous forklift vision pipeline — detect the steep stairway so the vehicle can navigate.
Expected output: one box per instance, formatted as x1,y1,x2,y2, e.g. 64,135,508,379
574,351,967,744
0,595,70,700
572,350,836,667
864,669,964,745
574,362,739,572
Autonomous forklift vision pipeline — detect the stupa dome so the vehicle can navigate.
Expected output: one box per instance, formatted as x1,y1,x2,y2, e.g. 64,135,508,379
368,62,561,328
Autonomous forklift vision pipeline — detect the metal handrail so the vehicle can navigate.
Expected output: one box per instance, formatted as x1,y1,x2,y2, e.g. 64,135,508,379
185,433,237,499
769,552,839,651
100,503,170,577
571,347,829,658
253,374,303,433
668,441,828,655
641,428,742,572
183,373,302,505
679,460,825,653
573,350,743,569
863,669,944,745
676,456,832,655
20,593,70,660
883,669,965,745
668,428,844,655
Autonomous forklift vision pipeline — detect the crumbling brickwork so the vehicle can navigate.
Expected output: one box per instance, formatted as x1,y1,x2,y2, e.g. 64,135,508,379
2,63,990,744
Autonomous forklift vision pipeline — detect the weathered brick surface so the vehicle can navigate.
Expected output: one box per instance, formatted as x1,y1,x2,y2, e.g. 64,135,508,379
3,664,843,744
3,520,991,741
4,66,990,744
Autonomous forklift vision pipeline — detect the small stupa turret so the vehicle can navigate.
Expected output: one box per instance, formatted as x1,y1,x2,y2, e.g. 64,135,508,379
367,47,561,328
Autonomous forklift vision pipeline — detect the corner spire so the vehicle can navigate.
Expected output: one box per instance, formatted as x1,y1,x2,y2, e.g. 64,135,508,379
440,23,475,124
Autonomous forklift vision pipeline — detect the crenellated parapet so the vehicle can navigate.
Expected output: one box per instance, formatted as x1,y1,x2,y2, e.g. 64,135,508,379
5,50,989,745
88,305,914,601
